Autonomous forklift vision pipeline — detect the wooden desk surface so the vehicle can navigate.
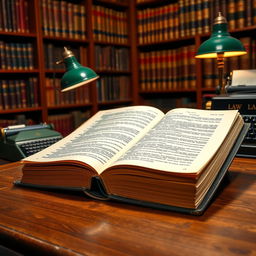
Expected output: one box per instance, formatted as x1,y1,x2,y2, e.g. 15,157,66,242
0,158,255,256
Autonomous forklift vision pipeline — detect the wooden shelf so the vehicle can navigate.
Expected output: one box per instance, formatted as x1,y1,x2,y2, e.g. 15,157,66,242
94,0,129,8
0,31,37,37
96,70,131,74
93,40,130,47
45,69,65,74
42,36,88,43
0,107,42,114
0,69,39,73
136,0,171,8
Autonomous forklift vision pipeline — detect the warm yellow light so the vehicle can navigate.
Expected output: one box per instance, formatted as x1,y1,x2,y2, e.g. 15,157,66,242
195,51,247,59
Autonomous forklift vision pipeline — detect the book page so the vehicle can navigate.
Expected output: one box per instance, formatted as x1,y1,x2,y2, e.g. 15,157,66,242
23,106,164,174
110,108,239,174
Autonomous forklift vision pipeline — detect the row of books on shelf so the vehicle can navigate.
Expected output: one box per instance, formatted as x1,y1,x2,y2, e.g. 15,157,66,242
139,45,196,92
45,77,90,107
44,43,81,70
0,0,29,33
137,0,256,44
0,78,39,110
202,37,256,88
48,110,90,137
0,41,34,70
92,5,128,44
41,0,86,39
96,76,131,102
95,45,129,71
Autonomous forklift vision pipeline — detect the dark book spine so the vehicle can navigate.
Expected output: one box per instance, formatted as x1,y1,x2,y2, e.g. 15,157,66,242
14,80,22,108
0,40,6,69
41,0,48,36
1,80,10,110
245,0,252,26
228,0,236,30
0,80,3,110
236,0,245,28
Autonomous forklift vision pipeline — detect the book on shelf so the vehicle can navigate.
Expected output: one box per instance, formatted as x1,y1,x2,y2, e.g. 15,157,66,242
16,106,248,215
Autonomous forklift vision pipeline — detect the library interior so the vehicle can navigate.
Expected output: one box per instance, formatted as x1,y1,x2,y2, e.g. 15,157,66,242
0,0,256,255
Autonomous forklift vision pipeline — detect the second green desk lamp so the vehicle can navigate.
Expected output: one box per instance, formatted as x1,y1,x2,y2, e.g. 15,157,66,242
195,12,247,94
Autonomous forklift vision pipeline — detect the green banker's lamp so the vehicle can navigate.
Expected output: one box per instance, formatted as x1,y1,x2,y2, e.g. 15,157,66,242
195,12,247,95
56,47,99,92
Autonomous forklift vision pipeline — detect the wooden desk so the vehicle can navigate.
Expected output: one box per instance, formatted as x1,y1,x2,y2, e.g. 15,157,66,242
0,158,255,256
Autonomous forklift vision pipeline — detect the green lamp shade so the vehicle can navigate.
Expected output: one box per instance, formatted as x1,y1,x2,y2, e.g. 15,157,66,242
195,20,247,59
60,49,99,92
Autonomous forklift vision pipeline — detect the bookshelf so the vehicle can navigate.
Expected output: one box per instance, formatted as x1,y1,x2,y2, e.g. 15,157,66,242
1,0,256,135
135,0,256,111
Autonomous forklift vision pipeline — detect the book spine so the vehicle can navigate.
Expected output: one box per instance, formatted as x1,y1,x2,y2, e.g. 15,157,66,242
11,0,17,32
1,0,8,32
8,80,17,109
245,0,252,26
20,79,27,108
239,37,251,69
10,43,17,70
1,80,10,109
19,0,25,33
228,0,236,30
137,9,143,44
202,0,210,34
253,0,256,25
73,4,79,39
195,0,203,34
173,49,179,90
5,43,11,70
188,45,196,89
6,0,13,32
189,0,196,36
47,0,54,36
0,40,6,69
202,58,214,89
179,0,186,37
24,0,29,33
166,49,172,90
14,80,22,108
182,46,189,89
236,0,245,28
80,5,86,39
41,0,48,35
52,0,60,37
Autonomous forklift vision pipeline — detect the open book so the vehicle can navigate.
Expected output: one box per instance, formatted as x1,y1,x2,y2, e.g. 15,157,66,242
16,106,248,215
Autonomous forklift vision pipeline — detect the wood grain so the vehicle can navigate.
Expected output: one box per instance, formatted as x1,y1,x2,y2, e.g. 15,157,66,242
0,158,255,256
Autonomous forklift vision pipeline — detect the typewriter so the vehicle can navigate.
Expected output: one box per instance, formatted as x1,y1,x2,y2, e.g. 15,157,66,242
0,123,63,161
211,70,256,158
